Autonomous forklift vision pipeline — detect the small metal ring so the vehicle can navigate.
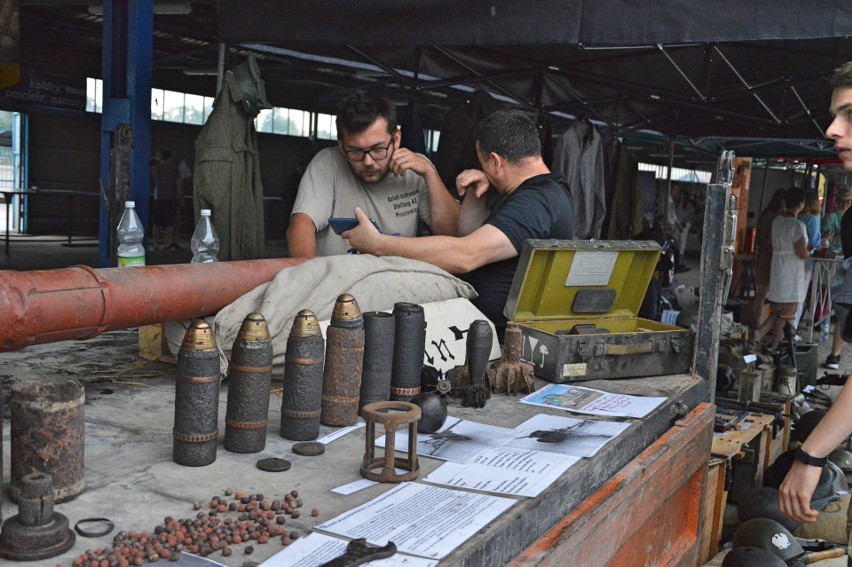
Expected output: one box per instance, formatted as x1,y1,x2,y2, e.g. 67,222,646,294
75,517,115,538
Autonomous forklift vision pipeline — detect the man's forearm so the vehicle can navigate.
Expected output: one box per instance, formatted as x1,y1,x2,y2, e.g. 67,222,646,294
423,170,460,235
801,382,852,457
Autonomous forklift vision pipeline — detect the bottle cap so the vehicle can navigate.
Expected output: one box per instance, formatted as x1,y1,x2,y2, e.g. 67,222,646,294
126,201,135,208
200,209,211,216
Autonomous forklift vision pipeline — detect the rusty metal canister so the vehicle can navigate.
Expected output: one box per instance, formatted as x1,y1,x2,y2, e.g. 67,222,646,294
359,311,395,412
173,320,221,467
391,302,426,402
322,294,365,426
10,379,85,503
281,310,325,441
225,312,273,454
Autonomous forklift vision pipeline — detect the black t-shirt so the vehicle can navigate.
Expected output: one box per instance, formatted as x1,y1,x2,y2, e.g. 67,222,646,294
461,173,573,341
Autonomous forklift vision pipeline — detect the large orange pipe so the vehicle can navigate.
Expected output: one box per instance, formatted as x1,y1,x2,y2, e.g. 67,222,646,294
0,258,304,352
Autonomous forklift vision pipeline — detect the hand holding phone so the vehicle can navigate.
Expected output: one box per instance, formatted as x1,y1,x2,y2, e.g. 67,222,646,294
328,217,382,235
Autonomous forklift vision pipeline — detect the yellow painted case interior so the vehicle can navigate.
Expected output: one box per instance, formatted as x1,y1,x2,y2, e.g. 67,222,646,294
509,244,661,324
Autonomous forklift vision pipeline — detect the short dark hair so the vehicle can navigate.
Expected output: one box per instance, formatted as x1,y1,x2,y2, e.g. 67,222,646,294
784,188,806,210
159,149,172,160
336,90,397,140
831,61,852,89
474,109,541,163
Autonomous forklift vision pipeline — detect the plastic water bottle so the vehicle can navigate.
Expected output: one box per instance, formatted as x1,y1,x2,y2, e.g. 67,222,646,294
821,318,830,343
116,200,145,267
191,209,219,263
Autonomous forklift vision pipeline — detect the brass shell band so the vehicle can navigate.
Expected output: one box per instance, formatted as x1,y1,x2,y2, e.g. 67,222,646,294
177,375,220,384
229,364,273,373
226,419,269,430
322,394,359,404
173,430,218,443
281,408,322,419
391,386,421,396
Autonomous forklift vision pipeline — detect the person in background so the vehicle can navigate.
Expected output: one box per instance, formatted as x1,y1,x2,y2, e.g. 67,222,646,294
342,109,573,341
822,187,851,257
793,191,822,332
287,90,460,258
753,188,808,350
780,60,852,523
751,189,786,330
149,148,182,251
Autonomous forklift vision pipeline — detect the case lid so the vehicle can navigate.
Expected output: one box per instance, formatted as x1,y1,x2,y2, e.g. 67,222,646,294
505,239,661,322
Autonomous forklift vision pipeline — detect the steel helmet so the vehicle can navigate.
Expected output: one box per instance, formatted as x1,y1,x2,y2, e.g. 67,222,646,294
736,487,800,533
792,410,826,444
722,546,787,567
828,448,852,473
732,518,806,563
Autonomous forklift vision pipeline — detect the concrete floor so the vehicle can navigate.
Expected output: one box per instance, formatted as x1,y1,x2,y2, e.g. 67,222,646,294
1,235,849,566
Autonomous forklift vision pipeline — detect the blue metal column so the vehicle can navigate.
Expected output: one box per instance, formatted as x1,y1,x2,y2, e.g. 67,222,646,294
98,0,153,267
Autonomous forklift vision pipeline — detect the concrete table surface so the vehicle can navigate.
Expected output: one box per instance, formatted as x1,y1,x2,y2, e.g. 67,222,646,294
0,330,707,566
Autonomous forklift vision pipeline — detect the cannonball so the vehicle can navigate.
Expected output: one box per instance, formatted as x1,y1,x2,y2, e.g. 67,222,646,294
411,392,447,433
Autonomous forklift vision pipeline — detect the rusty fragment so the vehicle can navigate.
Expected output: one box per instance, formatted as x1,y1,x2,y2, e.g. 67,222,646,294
10,379,85,504
321,294,365,427
488,322,535,395
280,310,325,441
360,401,420,483
173,320,221,467
225,312,273,454
0,472,75,561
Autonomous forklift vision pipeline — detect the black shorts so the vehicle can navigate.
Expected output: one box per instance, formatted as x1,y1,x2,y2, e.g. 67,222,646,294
151,199,178,226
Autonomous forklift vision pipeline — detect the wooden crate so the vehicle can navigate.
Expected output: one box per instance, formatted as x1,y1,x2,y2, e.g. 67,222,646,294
699,457,727,564
137,323,176,365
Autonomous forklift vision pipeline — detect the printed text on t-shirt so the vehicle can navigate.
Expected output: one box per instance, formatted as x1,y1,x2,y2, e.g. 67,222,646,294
388,190,419,218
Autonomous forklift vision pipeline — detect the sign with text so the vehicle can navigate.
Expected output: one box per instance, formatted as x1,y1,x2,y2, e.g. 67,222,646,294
0,66,86,111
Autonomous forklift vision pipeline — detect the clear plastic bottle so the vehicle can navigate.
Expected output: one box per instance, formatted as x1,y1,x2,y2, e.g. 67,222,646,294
821,318,830,343
191,209,220,263
116,200,145,267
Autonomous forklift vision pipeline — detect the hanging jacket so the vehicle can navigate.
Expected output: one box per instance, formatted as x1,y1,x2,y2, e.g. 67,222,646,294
552,120,606,239
193,71,265,261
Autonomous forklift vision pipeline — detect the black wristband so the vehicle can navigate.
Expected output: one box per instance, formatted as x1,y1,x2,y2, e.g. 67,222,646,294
794,447,828,468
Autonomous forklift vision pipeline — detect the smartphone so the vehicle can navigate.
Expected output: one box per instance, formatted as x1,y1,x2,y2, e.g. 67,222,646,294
328,217,382,235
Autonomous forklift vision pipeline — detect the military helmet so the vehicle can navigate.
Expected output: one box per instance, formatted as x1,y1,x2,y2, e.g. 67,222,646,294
736,487,800,533
829,448,852,473
732,518,805,563
722,546,787,567
792,410,826,444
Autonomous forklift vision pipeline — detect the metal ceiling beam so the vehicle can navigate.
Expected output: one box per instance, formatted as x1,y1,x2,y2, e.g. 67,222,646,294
711,45,781,124
657,44,707,102
788,84,829,139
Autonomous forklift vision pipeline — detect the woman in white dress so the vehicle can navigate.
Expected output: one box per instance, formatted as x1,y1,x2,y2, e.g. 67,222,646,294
755,188,809,350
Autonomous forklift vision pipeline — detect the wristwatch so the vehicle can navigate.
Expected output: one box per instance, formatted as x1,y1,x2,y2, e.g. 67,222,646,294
794,447,827,468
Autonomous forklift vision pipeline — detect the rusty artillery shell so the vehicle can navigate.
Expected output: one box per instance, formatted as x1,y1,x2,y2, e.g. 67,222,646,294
390,302,426,402
321,294,365,426
10,379,85,504
467,319,493,385
173,320,221,467
359,311,395,412
280,310,325,441
225,312,273,454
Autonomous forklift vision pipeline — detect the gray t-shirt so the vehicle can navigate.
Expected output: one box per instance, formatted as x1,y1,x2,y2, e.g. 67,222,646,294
291,147,433,256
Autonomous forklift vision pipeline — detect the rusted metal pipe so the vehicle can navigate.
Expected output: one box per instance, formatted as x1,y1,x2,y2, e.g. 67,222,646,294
0,258,303,352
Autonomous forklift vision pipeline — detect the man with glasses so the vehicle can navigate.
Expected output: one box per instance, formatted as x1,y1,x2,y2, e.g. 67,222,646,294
343,109,573,342
287,90,460,257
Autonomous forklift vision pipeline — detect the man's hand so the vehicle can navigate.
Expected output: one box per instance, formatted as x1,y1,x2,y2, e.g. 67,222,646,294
456,169,490,199
341,207,383,255
389,147,435,179
779,460,822,523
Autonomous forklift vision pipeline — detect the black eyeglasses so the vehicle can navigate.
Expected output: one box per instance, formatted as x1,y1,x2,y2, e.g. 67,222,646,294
342,139,394,162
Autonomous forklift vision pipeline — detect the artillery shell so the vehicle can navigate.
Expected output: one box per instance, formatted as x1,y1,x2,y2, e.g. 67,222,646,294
280,310,324,441
10,379,85,503
173,320,220,467
359,311,395,411
321,294,364,426
390,302,426,402
225,313,273,454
